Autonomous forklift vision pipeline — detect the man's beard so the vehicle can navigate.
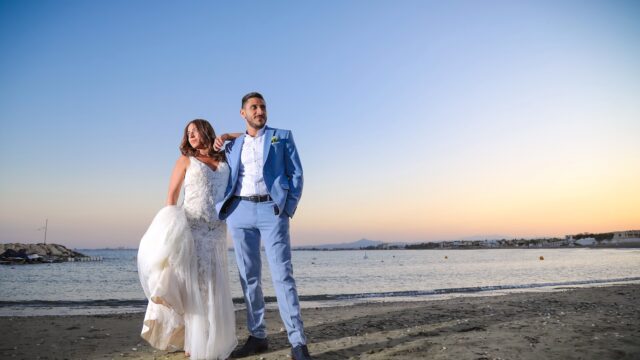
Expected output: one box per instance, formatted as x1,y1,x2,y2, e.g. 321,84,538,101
248,117,266,130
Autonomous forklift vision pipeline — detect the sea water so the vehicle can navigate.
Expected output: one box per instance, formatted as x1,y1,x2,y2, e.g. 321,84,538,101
1,248,639,316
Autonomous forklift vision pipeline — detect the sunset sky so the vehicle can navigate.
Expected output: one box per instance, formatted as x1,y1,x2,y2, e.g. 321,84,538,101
1,1,639,248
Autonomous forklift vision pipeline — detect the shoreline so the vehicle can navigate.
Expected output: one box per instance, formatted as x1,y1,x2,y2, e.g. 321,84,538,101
3,277,640,317
2,284,639,359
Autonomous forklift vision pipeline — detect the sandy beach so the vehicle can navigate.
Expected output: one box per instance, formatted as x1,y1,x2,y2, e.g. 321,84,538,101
2,284,639,360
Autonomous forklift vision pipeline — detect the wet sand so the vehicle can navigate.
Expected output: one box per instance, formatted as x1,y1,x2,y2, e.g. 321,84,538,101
2,284,639,359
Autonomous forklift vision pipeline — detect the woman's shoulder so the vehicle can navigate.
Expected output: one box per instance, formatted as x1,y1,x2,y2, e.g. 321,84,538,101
175,155,191,169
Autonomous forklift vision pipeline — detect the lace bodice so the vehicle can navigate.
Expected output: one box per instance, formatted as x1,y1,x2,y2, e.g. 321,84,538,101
182,157,229,232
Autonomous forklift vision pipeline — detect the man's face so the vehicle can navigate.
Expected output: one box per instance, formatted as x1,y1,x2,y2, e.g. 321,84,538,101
241,97,267,131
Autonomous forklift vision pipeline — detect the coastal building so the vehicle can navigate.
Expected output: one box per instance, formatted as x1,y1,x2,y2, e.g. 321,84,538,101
612,230,640,239
575,237,596,246
564,230,640,247
548,239,572,247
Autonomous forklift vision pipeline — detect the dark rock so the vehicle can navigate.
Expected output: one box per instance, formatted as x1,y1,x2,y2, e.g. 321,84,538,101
0,243,87,265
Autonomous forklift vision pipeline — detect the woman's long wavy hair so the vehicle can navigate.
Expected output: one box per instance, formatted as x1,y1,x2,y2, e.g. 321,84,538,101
179,119,225,162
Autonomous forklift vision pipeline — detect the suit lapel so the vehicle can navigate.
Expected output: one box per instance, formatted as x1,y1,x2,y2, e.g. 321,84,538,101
263,126,273,165
231,134,245,186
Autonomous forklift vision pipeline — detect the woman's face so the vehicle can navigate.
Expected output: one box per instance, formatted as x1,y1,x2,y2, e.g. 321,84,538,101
187,123,203,149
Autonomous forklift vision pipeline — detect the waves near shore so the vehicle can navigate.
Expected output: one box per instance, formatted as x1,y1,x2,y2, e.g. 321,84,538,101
2,276,639,314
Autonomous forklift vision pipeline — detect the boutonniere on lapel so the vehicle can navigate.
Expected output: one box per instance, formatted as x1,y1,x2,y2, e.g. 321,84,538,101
271,136,279,144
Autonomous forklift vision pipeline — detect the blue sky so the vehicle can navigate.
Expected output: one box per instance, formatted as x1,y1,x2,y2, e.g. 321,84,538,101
1,0,639,247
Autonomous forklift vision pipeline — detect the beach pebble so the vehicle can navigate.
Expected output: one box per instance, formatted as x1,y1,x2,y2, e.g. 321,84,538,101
132,348,137,351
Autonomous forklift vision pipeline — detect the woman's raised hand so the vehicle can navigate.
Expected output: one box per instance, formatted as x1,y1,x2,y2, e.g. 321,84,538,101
214,134,228,151
214,133,242,151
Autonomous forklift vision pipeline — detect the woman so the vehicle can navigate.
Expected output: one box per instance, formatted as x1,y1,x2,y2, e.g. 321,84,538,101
137,119,239,359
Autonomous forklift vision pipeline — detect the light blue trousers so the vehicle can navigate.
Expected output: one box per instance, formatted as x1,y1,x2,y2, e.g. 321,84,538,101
226,198,307,346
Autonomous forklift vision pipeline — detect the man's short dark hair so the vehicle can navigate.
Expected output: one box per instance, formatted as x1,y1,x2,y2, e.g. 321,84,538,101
241,92,265,108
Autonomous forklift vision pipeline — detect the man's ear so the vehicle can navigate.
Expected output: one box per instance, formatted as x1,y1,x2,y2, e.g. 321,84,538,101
240,108,246,118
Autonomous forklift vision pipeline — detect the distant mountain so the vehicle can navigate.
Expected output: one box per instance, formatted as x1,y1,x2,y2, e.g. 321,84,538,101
295,238,384,250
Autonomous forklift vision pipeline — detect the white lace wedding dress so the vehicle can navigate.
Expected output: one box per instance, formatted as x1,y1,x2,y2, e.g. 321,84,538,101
137,158,237,359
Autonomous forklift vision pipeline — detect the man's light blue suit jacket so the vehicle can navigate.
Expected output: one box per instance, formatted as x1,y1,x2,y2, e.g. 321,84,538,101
215,126,303,220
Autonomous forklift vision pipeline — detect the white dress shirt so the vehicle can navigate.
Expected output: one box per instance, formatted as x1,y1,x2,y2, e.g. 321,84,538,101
235,127,269,196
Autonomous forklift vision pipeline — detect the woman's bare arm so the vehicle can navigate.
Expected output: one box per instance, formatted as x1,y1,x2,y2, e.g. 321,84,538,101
214,132,243,151
166,156,190,206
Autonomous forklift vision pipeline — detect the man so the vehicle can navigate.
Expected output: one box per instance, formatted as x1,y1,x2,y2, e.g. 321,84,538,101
215,92,311,360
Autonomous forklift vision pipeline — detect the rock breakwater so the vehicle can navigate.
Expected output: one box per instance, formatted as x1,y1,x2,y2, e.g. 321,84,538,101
0,243,88,264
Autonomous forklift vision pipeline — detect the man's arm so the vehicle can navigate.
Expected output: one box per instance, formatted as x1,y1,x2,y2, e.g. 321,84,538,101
284,131,303,217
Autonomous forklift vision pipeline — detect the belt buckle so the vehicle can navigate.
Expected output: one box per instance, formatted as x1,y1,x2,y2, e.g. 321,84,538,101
250,195,259,202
